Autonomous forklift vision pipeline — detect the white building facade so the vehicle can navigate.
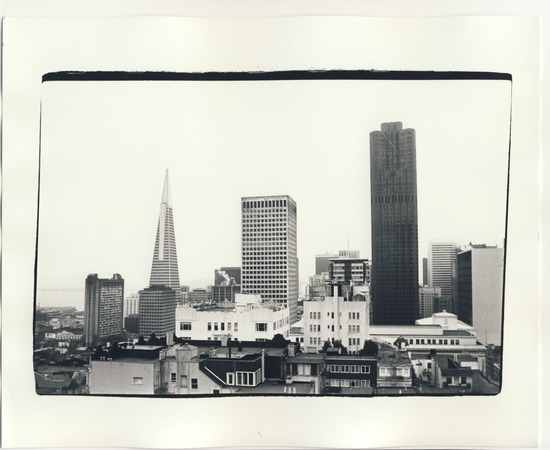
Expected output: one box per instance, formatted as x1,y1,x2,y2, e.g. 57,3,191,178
303,290,369,354
175,294,290,341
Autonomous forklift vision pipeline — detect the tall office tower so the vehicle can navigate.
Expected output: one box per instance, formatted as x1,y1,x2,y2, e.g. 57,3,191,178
124,293,139,317
428,241,458,314
149,169,181,298
338,250,360,259
422,258,429,286
328,257,370,286
370,122,419,325
84,273,124,346
418,286,442,319
138,285,177,338
241,195,299,323
315,252,338,275
457,245,504,346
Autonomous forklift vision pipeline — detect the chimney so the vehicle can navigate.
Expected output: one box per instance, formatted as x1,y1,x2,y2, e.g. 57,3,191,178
166,333,174,346
287,343,296,358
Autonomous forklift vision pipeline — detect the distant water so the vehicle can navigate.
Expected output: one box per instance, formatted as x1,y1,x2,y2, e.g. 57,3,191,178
36,288,141,311
36,289,85,310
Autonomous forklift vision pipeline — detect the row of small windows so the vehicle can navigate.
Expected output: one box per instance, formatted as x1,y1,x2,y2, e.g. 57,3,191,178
380,367,410,377
226,371,260,386
308,311,361,320
207,322,239,332
243,199,287,209
327,379,370,388
409,338,461,345
330,364,370,374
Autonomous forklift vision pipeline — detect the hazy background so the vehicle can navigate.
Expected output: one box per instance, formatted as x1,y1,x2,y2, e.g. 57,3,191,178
36,78,511,309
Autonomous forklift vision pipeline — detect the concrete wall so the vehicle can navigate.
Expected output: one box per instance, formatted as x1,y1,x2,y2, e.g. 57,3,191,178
89,359,159,395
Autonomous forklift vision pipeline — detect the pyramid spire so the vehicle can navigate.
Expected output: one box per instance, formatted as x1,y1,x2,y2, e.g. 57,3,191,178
161,169,172,206
149,170,181,296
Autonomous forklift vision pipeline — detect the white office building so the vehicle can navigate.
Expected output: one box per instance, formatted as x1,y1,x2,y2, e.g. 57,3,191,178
303,287,369,354
175,293,290,341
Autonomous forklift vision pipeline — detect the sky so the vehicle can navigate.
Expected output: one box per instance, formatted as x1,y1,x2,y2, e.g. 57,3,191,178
36,77,511,308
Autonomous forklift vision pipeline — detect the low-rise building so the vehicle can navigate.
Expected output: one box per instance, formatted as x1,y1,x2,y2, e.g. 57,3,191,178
370,311,485,367
303,286,369,354
323,351,376,395
433,355,473,391
376,350,413,389
284,350,325,394
175,294,290,341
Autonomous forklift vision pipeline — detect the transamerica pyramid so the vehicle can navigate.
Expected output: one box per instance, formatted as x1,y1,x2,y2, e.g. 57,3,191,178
149,169,181,298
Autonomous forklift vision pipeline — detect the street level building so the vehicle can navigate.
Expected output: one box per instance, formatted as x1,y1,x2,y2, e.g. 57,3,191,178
370,122,419,325
84,273,124,346
323,352,377,394
241,195,299,323
457,245,504,345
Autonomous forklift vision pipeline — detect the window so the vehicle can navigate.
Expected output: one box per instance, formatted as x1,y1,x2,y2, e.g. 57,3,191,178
341,365,350,373
228,323,231,331
460,377,468,385
180,375,187,387
214,322,218,331
427,362,432,369
380,367,390,377
221,323,225,331
446,377,453,385
350,379,360,388
396,368,409,377
361,365,370,374
357,312,360,320
207,322,212,331
170,372,177,383
256,323,268,332
455,339,459,345
133,377,143,385
360,379,370,388
351,365,359,373
330,365,339,373
444,340,448,345
180,322,192,331
357,325,360,332
234,323,238,331
340,379,350,387
191,378,198,389
330,378,339,387
227,373,234,385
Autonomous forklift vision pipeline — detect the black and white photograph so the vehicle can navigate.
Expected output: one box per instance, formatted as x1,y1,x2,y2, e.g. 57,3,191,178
33,72,509,397
1,11,543,450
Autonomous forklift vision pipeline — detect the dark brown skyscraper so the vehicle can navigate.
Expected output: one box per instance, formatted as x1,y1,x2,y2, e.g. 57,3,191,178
370,122,419,325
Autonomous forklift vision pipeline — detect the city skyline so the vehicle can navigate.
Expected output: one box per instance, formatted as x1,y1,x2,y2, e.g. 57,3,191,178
36,78,510,308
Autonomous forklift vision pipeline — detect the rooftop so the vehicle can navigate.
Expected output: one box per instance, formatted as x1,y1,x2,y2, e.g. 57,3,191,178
286,353,325,364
